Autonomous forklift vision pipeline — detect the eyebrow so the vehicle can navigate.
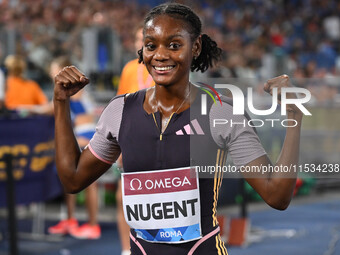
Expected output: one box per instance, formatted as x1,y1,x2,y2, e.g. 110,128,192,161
144,34,184,40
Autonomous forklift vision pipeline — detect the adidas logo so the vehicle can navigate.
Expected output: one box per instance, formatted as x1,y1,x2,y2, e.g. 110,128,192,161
176,119,205,135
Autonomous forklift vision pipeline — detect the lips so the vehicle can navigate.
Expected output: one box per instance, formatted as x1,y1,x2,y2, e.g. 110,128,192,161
153,65,175,71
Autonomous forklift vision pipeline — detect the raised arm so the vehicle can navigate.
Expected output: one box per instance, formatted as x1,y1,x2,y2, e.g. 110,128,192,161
53,66,112,193
243,75,303,210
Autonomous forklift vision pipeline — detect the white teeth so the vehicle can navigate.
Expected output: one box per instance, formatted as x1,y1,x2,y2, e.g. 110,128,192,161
154,66,174,71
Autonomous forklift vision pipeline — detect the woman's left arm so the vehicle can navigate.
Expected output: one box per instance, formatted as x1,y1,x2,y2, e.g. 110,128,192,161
243,75,303,210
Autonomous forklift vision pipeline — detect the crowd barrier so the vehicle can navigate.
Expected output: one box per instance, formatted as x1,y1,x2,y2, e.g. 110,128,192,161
0,114,62,206
0,113,63,255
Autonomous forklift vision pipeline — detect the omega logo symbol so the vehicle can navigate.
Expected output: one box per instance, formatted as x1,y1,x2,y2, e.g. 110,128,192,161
130,178,142,191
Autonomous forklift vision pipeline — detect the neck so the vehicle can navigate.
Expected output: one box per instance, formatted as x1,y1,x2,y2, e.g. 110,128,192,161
9,74,22,78
153,81,191,114
156,82,190,100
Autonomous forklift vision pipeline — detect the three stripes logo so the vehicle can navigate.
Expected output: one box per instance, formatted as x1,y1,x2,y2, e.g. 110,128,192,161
196,82,222,115
176,83,224,136
176,119,205,136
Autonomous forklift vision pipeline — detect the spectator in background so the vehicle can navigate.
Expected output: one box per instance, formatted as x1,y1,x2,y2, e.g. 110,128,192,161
46,56,101,240
115,24,154,255
116,25,154,95
4,55,48,110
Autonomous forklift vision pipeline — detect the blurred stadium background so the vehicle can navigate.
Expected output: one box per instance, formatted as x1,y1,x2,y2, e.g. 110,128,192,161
0,0,340,254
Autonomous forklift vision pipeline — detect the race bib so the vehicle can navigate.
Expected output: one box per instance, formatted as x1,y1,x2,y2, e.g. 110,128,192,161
122,167,202,243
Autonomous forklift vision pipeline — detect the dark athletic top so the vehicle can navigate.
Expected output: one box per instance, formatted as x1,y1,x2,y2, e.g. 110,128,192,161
89,88,266,255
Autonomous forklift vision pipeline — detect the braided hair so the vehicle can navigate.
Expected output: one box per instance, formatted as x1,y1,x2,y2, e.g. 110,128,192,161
138,3,222,73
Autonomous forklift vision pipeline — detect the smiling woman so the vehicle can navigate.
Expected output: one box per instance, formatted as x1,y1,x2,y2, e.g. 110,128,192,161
53,2,303,255
138,3,222,133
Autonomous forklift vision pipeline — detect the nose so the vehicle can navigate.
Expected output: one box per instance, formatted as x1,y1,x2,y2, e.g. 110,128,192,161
154,45,169,61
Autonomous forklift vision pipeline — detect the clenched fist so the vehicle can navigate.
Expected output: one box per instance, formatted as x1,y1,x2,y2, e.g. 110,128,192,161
264,74,306,116
54,66,90,101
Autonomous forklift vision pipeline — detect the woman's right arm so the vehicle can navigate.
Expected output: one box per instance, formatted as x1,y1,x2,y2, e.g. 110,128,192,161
54,66,112,193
